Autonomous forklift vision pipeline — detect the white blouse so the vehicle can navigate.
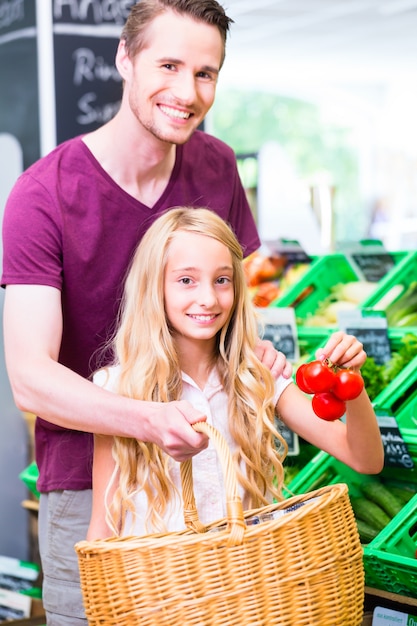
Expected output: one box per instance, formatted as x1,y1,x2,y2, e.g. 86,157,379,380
93,366,292,536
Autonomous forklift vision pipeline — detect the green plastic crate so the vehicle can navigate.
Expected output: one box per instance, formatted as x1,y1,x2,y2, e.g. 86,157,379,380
360,250,417,327
296,326,332,363
19,461,40,499
286,451,417,592
346,246,407,283
372,345,417,453
271,251,408,326
287,450,417,497
297,326,417,365
271,253,361,321
363,493,417,597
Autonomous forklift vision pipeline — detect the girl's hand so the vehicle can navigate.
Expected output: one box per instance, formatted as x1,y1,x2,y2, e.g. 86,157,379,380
316,331,366,370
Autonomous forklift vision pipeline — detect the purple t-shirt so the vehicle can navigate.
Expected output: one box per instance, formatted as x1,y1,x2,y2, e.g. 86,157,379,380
1,131,260,492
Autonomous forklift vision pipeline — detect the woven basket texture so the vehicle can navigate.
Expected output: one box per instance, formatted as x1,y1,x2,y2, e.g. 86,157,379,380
76,422,364,625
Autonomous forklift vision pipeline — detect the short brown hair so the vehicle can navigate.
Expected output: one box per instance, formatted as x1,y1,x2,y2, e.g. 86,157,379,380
121,0,233,67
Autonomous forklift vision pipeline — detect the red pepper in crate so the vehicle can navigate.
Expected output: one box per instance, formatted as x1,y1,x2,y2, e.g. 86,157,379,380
252,281,280,307
243,251,285,287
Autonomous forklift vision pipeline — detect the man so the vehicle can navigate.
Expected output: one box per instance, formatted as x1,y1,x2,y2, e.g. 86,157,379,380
1,1,291,623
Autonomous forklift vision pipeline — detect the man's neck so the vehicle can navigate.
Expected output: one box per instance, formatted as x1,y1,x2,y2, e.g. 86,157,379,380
82,115,177,207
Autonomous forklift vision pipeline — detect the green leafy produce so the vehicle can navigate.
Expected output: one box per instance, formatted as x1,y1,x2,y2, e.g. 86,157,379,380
302,281,375,327
385,281,417,327
383,333,417,380
360,333,417,399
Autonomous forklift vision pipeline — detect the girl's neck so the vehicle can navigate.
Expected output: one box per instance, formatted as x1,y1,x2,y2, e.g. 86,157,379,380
176,340,217,390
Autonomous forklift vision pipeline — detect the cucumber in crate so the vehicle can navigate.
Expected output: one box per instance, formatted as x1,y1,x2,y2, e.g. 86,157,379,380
286,451,417,546
286,450,417,595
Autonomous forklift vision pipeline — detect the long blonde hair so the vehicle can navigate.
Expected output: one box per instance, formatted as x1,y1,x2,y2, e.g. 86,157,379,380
104,207,287,534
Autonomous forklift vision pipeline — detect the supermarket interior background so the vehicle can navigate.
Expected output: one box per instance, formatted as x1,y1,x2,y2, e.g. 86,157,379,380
1,1,417,623
212,0,417,253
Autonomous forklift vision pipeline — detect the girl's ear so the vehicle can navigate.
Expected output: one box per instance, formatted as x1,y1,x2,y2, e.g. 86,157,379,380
115,40,132,81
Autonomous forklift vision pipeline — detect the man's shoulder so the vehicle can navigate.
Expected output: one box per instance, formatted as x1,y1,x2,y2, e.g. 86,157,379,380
23,135,86,177
186,130,235,158
10,136,94,200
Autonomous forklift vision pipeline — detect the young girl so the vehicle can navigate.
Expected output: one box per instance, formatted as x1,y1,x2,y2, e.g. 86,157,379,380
87,207,384,539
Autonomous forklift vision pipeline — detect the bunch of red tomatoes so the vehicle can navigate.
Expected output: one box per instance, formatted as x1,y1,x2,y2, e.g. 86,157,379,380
296,359,364,421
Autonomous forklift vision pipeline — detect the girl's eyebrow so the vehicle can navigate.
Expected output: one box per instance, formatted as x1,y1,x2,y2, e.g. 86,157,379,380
172,265,233,272
170,265,233,273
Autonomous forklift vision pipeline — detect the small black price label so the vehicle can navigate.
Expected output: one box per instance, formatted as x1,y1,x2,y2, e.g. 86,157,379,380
256,307,299,362
346,327,391,365
377,415,414,469
262,323,296,360
337,310,391,365
351,252,395,283
275,417,299,456
263,239,312,265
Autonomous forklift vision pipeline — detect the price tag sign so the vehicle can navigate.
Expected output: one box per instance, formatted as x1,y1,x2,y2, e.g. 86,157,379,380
337,309,391,365
339,239,395,283
256,307,299,362
376,414,414,469
372,606,417,626
262,239,312,264
350,251,396,283
275,417,300,456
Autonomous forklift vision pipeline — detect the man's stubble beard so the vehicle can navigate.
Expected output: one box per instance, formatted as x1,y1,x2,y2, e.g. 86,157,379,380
128,89,201,146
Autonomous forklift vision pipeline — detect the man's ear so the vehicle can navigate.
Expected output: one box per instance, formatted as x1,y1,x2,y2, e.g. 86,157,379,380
115,40,132,80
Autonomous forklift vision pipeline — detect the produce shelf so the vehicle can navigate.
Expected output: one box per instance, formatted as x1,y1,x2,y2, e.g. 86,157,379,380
295,328,417,404
363,493,417,598
270,250,410,328
286,451,417,594
296,326,331,363
271,253,361,322
19,460,40,499
361,250,417,328
287,450,417,498
372,347,417,454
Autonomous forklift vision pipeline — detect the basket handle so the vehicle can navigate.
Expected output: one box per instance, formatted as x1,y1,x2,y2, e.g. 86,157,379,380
180,421,246,546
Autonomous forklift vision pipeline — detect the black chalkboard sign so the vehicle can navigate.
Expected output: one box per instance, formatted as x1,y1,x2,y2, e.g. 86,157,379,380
52,1,136,144
263,239,312,265
0,0,40,169
346,326,392,365
338,310,391,365
351,252,396,283
262,323,296,360
53,33,123,143
377,414,414,469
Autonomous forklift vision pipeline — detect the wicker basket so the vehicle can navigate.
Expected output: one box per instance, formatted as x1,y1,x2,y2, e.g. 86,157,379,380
75,422,364,625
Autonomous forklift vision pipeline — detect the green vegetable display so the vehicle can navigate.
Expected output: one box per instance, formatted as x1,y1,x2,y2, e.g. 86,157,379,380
302,280,375,326
360,333,417,399
385,281,417,327
350,497,391,531
355,519,379,544
351,479,417,544
360,481,404,518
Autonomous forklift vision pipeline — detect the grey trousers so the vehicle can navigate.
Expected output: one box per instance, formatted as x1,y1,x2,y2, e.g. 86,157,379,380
38,490,92,625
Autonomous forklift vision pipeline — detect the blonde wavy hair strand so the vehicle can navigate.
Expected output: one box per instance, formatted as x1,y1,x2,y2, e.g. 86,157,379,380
103,207,288,535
